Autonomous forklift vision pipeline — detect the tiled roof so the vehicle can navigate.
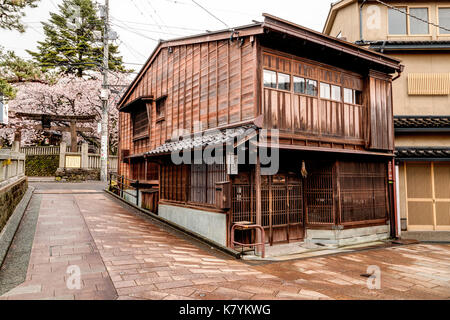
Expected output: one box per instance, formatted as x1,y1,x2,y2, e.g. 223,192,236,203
145,125,257,156
369,41,450,51
396,147,450,160
394,116,450,129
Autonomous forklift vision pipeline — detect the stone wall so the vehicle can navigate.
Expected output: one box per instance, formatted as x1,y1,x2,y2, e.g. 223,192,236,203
55,168,100,182
158,204,227,246
0,176,28,233
25,155,59,177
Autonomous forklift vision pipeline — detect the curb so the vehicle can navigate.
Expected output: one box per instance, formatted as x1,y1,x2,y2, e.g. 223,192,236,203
104,189,242,259
0,186,35,268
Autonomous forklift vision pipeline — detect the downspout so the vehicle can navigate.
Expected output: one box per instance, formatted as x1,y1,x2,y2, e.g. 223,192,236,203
395,163,402,237
359,0,368,44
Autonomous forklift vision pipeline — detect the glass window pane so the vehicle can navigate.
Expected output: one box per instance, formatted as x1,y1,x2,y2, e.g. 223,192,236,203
277,72,290,91
293,76,305,94
306,80,317,96
320,82,330,99
331,85,341,101
343,88,353,104
389,7,407,34
355,90,363,105
439,8,450,34
410,8,429,34
263,70,277,88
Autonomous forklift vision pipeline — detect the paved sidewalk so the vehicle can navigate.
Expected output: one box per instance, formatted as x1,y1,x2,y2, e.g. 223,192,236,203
1,187,449,300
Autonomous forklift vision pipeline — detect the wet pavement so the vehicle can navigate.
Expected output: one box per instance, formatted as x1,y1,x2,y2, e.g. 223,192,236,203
0,183,449,300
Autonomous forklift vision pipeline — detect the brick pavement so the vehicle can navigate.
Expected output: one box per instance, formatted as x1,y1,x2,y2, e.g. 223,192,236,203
1,188,449,300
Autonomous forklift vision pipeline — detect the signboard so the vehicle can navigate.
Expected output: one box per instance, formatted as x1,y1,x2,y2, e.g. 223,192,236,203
226,153,238,175
0,94,8,125
65,155,81,168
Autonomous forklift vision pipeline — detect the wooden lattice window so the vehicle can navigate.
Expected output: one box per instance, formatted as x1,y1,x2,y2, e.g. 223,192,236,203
132,105,148,138
339,161,388,223
190,163,227,205
305,162,334,224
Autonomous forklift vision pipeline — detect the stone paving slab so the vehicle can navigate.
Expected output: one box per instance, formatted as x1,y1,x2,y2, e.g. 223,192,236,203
1,187,450,300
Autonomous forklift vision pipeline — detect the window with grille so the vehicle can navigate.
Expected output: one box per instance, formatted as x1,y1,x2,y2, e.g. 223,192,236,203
132,105,148,138
190,163,227,205
156,96,167,120
339,161,388,223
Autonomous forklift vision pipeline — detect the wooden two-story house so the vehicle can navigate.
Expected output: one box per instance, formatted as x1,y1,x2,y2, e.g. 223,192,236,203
116,14,403,251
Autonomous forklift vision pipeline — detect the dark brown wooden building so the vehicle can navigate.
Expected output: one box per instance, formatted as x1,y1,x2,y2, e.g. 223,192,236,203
116,14,403,250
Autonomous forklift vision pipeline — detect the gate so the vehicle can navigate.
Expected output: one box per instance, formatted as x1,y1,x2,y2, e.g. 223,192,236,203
231,173,304,245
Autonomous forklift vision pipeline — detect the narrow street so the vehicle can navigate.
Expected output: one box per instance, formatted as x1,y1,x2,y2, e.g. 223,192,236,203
1,183,449,300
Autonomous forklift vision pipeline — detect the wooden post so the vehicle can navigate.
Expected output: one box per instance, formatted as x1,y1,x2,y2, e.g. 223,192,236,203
70,120,77,152
255,150,262,254
59,142,66,168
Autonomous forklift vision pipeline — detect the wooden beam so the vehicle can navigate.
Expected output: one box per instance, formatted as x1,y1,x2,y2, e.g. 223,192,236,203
32,125,93,133
255,147,262,252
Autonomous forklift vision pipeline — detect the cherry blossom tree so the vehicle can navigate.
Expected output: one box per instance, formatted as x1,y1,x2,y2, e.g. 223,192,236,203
0,72,131,153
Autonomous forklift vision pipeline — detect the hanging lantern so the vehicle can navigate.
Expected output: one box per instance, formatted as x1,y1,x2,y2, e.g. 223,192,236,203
301,160,308,178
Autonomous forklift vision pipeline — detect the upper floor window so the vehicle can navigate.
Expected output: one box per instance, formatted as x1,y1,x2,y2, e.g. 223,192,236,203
388,7,407,34
438,8,450,34
410,8,429,35
263,70,277,88
320,83,330,100
306,80,318,96
343,88,363,104
389,7,430,35
132,105,148,138
331,85,341,101
156,96,166,121
277,73,291,91
320,83,342,101
293,76,305,94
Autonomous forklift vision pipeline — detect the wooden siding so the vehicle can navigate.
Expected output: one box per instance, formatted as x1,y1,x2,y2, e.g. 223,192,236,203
368,72,394,151
261,50,367,145
120,38,256,155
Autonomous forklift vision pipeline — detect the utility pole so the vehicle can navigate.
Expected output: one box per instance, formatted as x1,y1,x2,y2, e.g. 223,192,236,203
100,0,109,182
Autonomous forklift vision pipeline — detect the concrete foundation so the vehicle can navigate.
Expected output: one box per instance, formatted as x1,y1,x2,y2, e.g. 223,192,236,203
158,204,227,246
305,224,390,247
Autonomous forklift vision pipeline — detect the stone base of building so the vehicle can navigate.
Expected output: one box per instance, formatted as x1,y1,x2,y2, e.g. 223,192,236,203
0,176,28,232
55,168,100,182
158,204,227,246
305,224,391,247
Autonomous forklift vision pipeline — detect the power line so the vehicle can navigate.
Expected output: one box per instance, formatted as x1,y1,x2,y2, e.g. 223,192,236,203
130,0,165,39
143,0,168,31
110,17,205,32
375,0,450,33
110,19,186,37
110,22,160,42
191,0,229,29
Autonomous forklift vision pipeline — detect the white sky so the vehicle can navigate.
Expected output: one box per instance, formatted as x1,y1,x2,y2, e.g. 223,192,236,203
0,0,336,72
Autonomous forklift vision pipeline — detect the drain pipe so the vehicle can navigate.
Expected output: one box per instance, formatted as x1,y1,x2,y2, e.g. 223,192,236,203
395,163,402,237
359,0,368,44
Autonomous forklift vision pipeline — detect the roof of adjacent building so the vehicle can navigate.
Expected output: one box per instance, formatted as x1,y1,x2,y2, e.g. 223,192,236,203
394,116,450,132
396,147,450,161
118,13,402,109
369,41,450,52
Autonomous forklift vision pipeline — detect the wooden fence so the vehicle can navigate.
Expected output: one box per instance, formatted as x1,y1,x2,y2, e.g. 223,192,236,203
20,144,118,174
20,145,60,155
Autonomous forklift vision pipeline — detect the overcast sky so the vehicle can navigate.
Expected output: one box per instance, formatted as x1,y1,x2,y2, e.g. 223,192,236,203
0,0,336,71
